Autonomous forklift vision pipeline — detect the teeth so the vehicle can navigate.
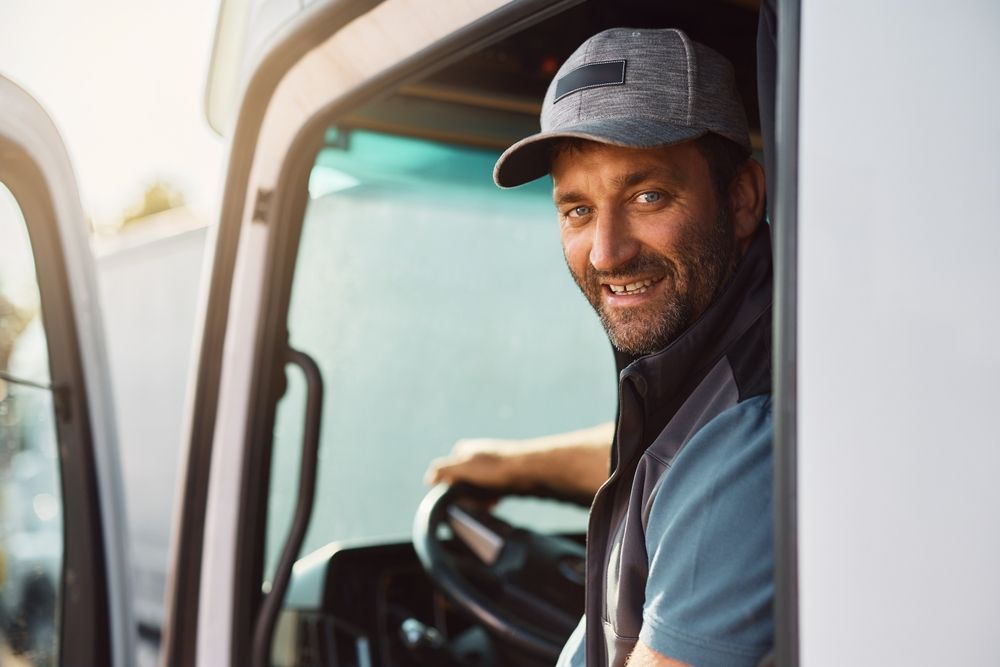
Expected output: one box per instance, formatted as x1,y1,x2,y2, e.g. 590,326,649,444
609,278,655,294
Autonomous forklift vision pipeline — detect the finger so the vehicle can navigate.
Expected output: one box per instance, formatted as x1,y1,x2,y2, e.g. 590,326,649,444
426,459,476,485
424,458,452,485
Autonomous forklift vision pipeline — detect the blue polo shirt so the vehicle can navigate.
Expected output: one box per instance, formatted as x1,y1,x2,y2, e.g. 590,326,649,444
558,395,774,666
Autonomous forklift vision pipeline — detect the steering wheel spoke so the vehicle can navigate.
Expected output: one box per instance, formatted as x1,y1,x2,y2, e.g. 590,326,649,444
446,503,511,566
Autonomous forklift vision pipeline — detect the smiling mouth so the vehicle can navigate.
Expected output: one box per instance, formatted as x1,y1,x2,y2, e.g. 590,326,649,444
606,277,663,295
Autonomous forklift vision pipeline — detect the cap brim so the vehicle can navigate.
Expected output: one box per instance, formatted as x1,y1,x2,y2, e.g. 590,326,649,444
493,118,706,188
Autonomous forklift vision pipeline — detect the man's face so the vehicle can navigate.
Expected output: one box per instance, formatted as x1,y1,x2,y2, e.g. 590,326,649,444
552,140,738,355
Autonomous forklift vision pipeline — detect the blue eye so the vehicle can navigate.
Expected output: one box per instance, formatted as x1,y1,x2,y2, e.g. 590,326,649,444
569,205,592,217
636,191,662,203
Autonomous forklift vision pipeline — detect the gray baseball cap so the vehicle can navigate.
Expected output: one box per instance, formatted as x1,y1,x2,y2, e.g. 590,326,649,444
493,27,750,188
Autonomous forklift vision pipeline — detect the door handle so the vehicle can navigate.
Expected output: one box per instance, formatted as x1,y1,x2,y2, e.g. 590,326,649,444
251,346,324,667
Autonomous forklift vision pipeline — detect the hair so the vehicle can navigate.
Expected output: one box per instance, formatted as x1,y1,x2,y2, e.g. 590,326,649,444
692,133,752,207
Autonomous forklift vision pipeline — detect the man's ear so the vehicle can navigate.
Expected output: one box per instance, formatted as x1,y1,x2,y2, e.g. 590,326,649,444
728,159,767,251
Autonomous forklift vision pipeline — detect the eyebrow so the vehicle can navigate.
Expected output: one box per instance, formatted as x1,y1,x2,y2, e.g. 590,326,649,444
553,165,685,206
614,165,684,189
555,190,587,206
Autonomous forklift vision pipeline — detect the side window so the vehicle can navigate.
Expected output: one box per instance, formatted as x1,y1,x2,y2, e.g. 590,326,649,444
0,181,62,665
264,128,616,579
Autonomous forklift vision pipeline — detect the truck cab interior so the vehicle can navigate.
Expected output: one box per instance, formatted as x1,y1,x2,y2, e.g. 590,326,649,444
214,2,765,666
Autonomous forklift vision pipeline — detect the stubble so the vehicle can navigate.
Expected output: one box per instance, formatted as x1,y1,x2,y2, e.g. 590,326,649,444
569,206,738,356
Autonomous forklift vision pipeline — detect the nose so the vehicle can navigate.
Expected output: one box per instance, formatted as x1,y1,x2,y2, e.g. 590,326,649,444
588,208,639,272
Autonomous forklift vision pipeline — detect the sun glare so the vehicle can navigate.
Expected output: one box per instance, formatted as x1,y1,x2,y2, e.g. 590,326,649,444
0,0,224,233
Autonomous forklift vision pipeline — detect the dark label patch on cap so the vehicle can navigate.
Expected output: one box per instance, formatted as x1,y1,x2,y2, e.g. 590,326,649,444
554,60,626,102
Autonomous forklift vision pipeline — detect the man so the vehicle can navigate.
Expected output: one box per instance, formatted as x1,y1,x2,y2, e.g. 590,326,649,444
429,27,772,667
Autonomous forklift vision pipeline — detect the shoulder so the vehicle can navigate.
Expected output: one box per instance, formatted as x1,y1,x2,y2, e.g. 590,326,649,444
639,394,773,666
648,393,773,533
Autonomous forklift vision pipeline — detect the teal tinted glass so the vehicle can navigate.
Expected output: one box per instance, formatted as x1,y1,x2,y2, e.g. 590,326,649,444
265,129,616,579
0,181,62,666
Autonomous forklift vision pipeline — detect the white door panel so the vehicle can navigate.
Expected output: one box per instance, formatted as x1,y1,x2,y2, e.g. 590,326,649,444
797,0,1000,664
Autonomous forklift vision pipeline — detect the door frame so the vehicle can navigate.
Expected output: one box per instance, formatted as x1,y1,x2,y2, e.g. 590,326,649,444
0,76,134,667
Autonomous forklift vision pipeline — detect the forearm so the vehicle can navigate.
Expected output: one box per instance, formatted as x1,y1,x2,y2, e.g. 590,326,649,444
425,422,614,499
625,642,690,667
504,423,613,496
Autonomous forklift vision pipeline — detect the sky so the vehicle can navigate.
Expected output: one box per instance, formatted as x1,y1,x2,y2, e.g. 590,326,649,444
0,0,225,229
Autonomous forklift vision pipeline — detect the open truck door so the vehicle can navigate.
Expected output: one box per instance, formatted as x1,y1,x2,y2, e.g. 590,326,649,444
0,75,135,666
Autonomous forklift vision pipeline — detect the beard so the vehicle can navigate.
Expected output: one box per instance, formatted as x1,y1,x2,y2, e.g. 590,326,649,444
569,206,739,356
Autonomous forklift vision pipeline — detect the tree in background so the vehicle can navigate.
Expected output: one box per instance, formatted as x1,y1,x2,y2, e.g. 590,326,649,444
120,181,186,227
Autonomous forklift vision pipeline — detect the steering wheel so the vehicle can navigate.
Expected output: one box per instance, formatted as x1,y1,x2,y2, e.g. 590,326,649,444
412,483,586,661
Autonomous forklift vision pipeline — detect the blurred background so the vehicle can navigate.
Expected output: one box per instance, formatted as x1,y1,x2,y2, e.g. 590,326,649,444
1,0,224,663
0,0,223,229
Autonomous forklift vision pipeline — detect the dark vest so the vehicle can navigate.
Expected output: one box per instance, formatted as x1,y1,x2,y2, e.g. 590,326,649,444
584,225,773,666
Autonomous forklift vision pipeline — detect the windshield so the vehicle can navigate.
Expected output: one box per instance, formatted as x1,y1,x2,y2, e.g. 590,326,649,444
264,128,617,579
